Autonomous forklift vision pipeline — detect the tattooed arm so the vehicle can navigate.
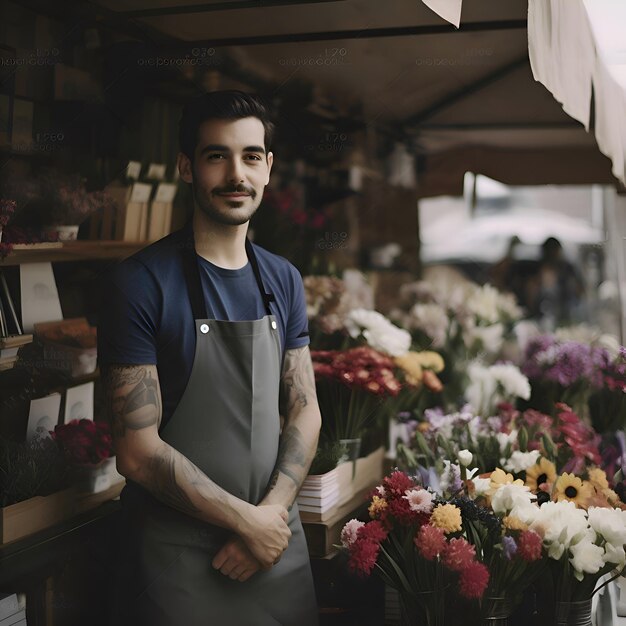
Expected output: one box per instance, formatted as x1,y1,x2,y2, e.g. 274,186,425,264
261,345,322,509
101,363,291,571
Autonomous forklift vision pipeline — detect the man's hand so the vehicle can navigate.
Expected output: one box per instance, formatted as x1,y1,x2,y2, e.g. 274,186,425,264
212,537,262,582
237,503,291,569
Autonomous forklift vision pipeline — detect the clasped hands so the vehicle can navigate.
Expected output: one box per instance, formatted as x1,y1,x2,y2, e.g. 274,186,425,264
211,503,291,582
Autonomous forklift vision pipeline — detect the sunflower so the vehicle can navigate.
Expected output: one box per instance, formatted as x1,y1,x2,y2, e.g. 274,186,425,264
553,473,594,508
525,458,557,492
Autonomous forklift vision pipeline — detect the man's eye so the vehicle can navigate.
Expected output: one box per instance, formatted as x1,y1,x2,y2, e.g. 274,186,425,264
245,155,262,161
207,154,224,160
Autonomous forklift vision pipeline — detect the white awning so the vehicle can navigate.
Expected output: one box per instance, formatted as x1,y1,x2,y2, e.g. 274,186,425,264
528,0,626,185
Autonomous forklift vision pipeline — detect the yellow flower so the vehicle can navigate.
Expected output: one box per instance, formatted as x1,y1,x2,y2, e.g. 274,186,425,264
525,458,557,492
588,467,609,491
503,515,528,531
369,495,388,519
394,353,423,387
430,504,462,533
490,468,524,495
415,351,445,373
553,473,594,508
603,488,620,505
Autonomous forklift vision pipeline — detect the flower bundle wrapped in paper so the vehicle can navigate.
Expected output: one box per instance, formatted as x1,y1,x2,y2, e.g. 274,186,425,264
312,346,403,441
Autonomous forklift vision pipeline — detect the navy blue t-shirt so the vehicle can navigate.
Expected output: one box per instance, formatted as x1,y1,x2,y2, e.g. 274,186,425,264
97,223,309,431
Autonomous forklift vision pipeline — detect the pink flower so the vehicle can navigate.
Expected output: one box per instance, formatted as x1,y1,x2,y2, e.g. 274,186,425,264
441,538,476,572
340,519,365,548
458,561,490,599
414,525,446,561
403,488,434,513
383,471,414,497
517,530,543,562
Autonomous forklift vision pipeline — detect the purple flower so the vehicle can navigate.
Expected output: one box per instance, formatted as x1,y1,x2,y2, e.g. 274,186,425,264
502,536,518,561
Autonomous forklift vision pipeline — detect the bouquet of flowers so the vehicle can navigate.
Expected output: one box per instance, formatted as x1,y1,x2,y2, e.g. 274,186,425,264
50,418,114,467
312,346,402,441
340,470,490,625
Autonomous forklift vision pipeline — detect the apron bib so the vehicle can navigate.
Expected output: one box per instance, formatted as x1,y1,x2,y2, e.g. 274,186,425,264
110,223,318,626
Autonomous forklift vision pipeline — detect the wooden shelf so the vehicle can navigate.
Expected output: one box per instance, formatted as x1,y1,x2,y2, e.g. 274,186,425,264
0,240,148,265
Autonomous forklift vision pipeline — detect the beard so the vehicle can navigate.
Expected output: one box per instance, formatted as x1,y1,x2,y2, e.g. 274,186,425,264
192,180,260,226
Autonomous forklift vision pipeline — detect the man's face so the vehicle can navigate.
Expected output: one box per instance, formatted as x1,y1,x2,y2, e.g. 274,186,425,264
179,116,273,226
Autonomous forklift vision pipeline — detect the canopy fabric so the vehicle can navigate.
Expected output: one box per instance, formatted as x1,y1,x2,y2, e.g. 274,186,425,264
528,0,626,185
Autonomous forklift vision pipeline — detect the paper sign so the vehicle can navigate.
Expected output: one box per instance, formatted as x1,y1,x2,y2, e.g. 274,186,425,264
26,393,61,441
126,161,142,180
421,0,463,27
130,182,153,203
146,163,166,180
63,381,94,423
154,183,177,203
20,263,63,333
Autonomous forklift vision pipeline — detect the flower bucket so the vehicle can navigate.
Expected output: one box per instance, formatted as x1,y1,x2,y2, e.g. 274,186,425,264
554,598,592,626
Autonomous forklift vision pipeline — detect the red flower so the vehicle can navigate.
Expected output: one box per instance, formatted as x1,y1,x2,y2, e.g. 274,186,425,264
383,471,414,497
359,520,388,544
441,538,476,572
348,537,380,577
458,561,489,599
386,496,420,525
517,530,543,562
414,525,446,561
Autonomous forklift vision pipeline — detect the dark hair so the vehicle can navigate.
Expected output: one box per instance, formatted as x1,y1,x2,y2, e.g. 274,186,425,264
178,90,275,161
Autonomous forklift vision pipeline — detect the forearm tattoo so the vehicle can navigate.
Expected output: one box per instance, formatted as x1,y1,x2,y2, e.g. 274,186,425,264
103,365,161,438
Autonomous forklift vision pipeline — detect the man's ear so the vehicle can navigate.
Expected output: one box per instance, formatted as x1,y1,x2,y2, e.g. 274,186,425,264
265,151,273,185
177,152,193,184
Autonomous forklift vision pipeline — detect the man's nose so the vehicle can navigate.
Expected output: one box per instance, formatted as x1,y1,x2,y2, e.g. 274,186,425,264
226,157,245,184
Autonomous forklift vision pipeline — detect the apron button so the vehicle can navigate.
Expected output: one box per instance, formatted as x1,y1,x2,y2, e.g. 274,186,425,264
200,324,210,334
271,320,277,330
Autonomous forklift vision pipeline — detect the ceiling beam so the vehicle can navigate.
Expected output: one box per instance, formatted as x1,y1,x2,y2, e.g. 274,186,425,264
120,0,346,19
170,19,527,49
401,55,529,129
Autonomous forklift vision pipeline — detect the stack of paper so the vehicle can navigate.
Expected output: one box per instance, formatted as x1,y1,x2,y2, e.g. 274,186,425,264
0,592,27,625
297,466,341,516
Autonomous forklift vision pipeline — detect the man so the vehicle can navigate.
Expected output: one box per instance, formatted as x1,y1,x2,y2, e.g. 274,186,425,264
98,91,321,625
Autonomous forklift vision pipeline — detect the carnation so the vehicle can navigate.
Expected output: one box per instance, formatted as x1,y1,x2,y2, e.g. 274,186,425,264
340,519,365,548
441,538,476,571
403,488,434,513
458,561,490,599
503,450,542,474
415,524,446,560
569,540,605,579
587,507,626,548
517,530,543,562
348,537,380,576
430,504,463,534
359,520,388,544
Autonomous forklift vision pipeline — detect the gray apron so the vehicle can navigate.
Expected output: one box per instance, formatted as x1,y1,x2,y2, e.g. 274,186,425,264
110,225,318,626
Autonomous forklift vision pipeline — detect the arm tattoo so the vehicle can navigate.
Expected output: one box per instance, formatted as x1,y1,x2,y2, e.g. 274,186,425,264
147,446,202,515
103,365,161,438
279,346,314,417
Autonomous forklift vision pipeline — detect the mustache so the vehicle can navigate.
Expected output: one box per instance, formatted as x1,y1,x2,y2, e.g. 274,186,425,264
214,185,256,197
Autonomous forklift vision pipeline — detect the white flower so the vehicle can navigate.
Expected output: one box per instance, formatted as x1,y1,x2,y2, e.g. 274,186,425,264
587,507,626,548
403,488,434,513
408,303,449,348
375,485,387,498
497,430,518,454
490,363,531,400
510,500,541,526
503,450,541,474
603,542,626,569
530,501,589,560
458,450,473,467
569,540,605,579
465,362,498,416
463,323,504,355
340,519,365,548
345,309,411,356
466,284,501,324
491,483,537,516
472,476,491,497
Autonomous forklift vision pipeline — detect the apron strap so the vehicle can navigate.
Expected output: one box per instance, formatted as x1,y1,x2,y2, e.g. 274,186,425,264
245,238,275,317
181,220,275,320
